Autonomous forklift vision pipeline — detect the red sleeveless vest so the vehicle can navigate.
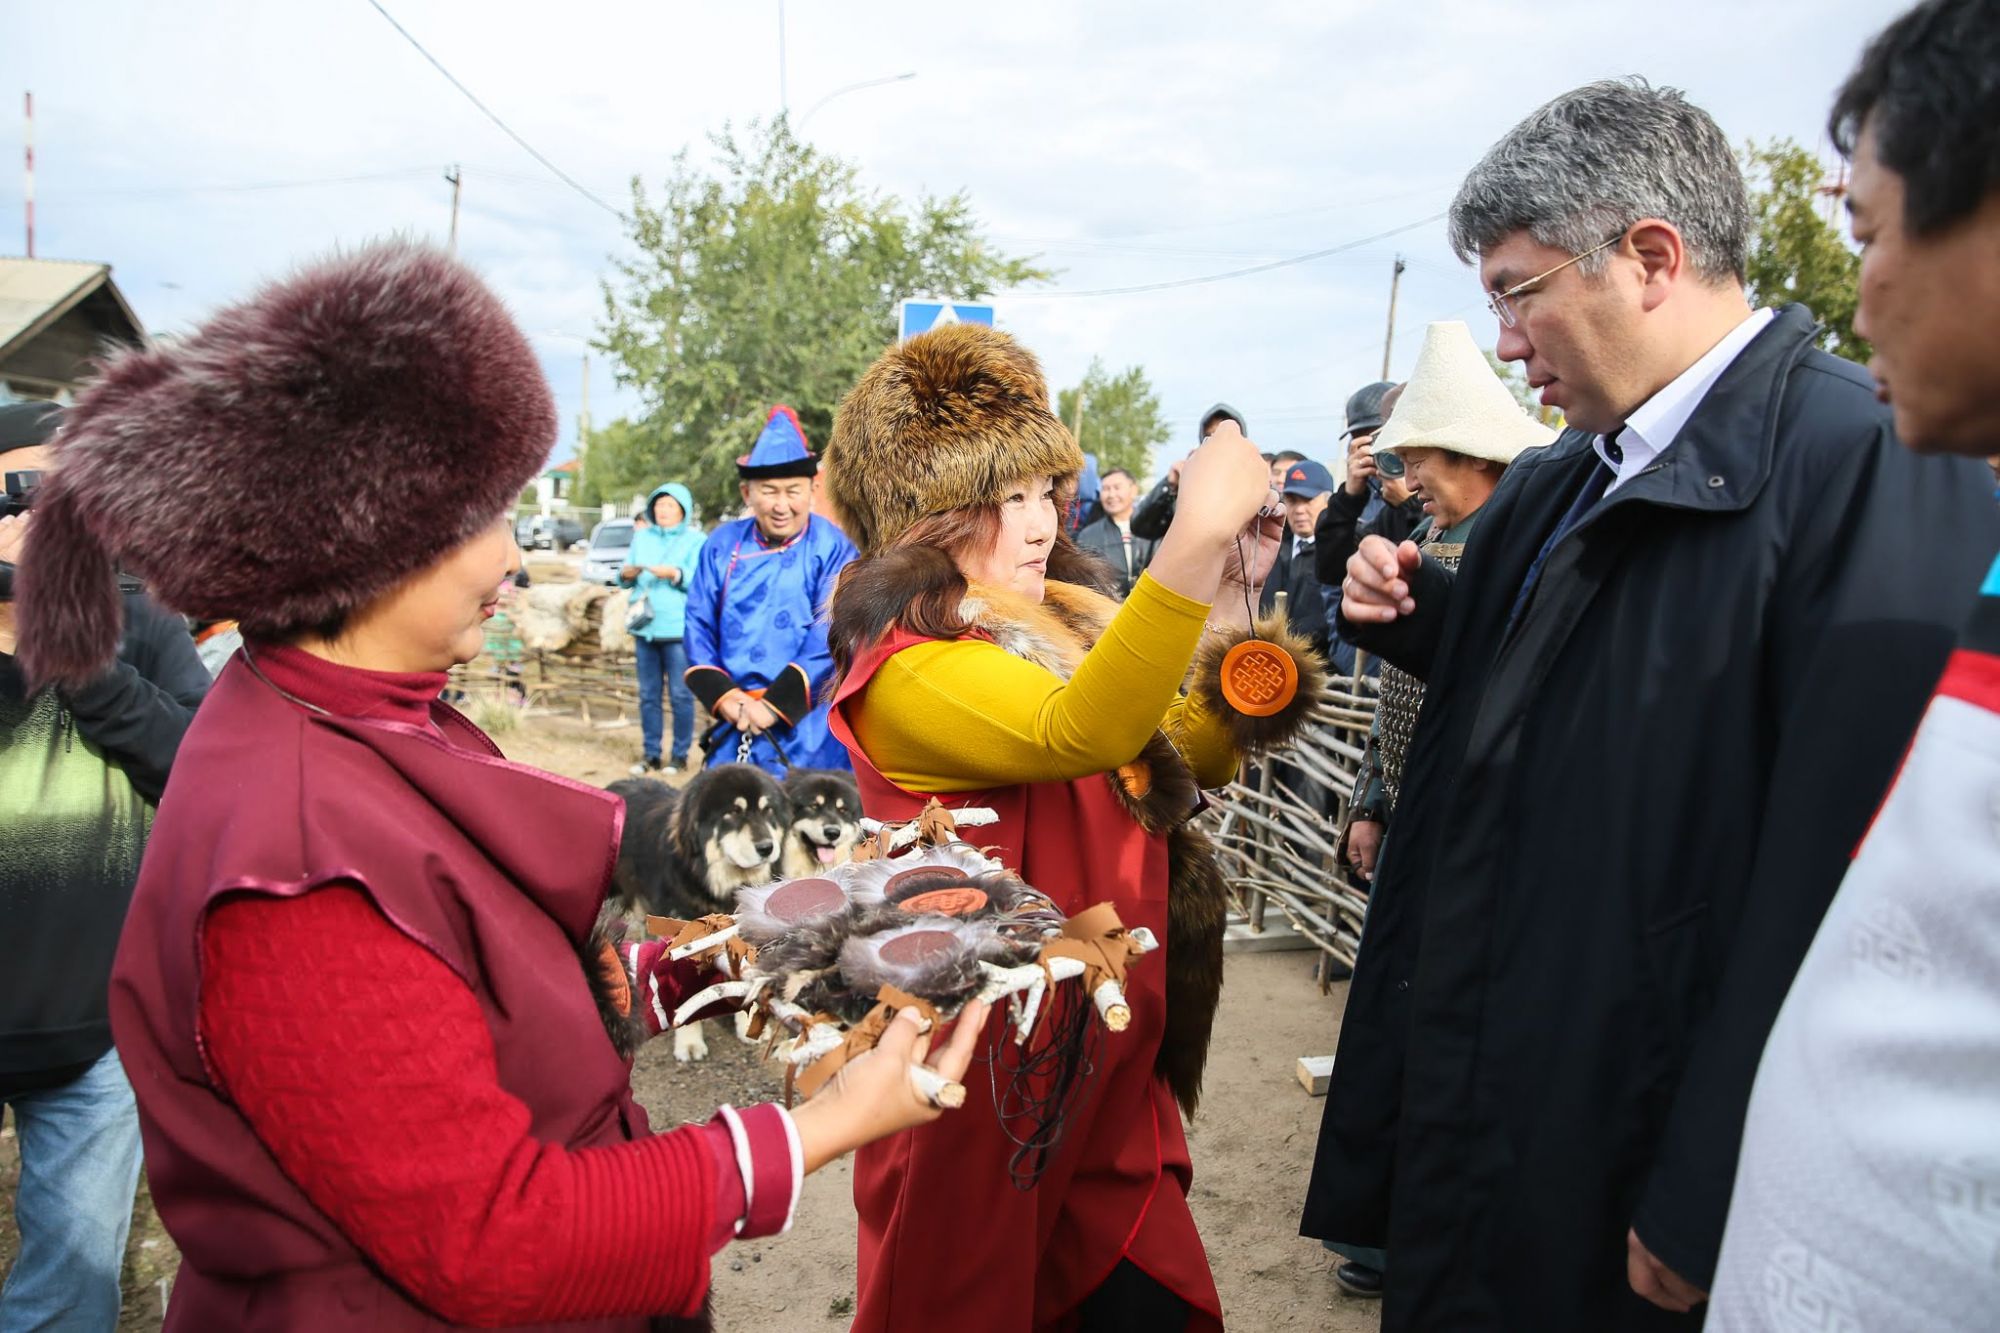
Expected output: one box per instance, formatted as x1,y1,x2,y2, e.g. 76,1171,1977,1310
109,660,659,1330
830,629,1224,1332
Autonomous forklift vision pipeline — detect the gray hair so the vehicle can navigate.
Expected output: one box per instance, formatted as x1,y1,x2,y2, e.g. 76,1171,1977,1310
1448,78,1750,284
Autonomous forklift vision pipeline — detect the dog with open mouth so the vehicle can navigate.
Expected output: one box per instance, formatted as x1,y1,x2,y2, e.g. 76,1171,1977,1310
780,767,863,877
606,762,787,1061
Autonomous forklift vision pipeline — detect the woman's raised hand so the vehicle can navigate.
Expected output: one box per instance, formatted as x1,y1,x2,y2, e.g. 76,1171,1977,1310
1171,421,1276,547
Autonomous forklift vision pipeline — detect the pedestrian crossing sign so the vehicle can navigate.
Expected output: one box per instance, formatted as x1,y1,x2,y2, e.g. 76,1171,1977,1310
897,298,996,342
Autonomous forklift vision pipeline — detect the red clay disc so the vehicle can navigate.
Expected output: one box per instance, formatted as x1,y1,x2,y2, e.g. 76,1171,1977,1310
899,887,990,917
765,877,846,921
1220,639,1299,717
885,866,962,901
878,929,960,967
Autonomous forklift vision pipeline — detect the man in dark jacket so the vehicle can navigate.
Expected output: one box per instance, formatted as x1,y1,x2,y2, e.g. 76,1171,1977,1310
1315,382,1426,587
1317,382,1424,673
0,402,209,1328
1309,79,2000,1331
1073,467,1155,598
1265,458,1337,657
1130,402,1246,541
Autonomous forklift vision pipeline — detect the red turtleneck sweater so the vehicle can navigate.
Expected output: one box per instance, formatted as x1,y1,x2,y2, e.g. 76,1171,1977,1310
195,643,798,1326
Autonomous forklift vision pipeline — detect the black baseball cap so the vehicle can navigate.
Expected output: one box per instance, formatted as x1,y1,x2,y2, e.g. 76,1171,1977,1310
1339,382,1396,440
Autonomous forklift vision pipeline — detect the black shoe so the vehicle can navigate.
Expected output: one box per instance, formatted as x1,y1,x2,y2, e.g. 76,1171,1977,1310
1333,1262,1383,1298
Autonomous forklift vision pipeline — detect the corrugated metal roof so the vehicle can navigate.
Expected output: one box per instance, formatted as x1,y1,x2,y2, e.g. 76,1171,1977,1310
0,258,139,362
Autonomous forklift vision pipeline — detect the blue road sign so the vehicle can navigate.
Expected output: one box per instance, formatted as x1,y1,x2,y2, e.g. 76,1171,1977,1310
897,298,996,342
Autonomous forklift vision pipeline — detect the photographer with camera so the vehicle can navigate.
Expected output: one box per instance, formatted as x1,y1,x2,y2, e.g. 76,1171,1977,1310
0,400,209,1329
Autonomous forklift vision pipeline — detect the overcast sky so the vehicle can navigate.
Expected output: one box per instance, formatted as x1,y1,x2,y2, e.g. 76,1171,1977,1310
5,0,1904,475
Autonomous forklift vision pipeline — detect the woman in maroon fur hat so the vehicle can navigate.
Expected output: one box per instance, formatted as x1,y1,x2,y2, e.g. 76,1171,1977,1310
15,240,983,1332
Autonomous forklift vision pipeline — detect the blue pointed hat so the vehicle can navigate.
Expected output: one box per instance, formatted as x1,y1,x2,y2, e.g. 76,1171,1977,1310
737,404,818,479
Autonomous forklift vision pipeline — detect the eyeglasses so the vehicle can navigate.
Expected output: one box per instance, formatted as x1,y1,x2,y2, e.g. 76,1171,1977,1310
1486,231,1626,328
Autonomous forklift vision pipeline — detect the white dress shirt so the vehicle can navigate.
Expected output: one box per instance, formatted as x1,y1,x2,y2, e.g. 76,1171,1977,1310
1596,307,1775,493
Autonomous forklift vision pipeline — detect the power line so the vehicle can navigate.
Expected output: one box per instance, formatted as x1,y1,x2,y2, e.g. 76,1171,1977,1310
999,212,1448,299
361,0,624,220
60,167,437,199
1030,178,1461,247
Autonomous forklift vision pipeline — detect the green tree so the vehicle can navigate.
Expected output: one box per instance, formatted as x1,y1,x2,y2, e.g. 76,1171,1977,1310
595,119,1052,515
1056,358,1170,481
1742,138,1867,361
574,416,670,512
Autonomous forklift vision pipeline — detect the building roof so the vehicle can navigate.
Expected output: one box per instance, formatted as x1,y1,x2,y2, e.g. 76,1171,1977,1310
0,258,144,395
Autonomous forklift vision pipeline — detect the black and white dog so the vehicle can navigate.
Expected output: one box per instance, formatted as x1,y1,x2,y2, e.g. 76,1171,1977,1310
607,763,788,1061
781,768,864,877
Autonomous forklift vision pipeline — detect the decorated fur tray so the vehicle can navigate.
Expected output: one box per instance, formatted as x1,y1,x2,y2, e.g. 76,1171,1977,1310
652,801,1155,1144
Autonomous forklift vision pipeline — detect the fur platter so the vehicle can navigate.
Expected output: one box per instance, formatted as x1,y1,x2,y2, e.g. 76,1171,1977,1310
1186,614,1331,757
18,240,555,689
823,323,1085,556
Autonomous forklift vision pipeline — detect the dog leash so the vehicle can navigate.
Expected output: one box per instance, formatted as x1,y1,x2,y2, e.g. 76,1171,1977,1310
703,718,793,771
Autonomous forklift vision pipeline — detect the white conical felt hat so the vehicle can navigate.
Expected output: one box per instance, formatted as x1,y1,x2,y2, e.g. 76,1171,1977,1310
1373,321,1557,467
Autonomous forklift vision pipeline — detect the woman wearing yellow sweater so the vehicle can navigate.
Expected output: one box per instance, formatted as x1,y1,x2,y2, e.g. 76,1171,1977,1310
821,324,1325,1332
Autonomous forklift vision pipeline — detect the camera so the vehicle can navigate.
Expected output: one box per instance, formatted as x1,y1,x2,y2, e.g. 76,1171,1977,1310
3,468,39,519
0,469,37,600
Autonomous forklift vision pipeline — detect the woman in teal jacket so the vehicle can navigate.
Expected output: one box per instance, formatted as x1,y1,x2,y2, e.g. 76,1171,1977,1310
620,483,705,773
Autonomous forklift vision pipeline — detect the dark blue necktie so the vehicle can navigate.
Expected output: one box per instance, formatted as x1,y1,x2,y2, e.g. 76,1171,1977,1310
1505,448,1616,633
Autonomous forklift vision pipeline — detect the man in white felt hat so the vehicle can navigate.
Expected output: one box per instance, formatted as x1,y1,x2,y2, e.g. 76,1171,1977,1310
1304,320,1552,1303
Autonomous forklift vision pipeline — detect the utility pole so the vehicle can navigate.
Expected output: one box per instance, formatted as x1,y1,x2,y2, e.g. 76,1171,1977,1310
578,354,592,457
23,91,34,259
1071,388,1087,451
777,0,788,117
445,164,462,252
1381,255,1406,381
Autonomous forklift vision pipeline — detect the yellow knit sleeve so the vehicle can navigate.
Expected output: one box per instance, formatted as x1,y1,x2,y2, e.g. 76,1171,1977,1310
847,572,1240,794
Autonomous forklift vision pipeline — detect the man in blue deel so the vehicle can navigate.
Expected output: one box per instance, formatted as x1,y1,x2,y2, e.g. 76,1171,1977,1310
684,404,858,775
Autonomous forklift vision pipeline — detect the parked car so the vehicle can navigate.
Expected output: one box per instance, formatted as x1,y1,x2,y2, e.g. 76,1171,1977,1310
580,519,636,586
527,515,586,551
514,515,536,549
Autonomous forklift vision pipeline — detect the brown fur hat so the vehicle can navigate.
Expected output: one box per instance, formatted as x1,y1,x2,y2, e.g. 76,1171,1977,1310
17,240,554,689
824,323,1083,556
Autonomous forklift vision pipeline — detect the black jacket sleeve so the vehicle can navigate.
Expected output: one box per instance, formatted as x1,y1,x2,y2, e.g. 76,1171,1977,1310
1314,487,1373,585
61,594,209,804
1336,552,1453,683
761,663,813,729
1129,478,1177,541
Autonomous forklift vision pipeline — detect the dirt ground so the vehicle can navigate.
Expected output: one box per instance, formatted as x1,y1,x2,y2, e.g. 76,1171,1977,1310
0,709,1378,1332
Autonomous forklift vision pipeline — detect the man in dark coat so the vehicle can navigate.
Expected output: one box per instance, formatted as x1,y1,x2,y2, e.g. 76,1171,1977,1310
0,402,209,1328
1265,458,1337,658
1305,78,2000,1331
1073,467,1155,598
1315,383,1426,588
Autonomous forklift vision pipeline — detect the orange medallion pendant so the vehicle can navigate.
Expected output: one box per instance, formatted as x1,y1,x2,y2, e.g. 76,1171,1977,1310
1219,638,1299,717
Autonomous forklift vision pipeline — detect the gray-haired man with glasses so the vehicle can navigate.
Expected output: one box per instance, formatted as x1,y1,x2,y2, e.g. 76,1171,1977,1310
1304,77,1998,1330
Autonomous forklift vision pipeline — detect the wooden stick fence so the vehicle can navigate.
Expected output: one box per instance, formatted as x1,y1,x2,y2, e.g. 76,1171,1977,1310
1203,672,1379,971
448,610,641,724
